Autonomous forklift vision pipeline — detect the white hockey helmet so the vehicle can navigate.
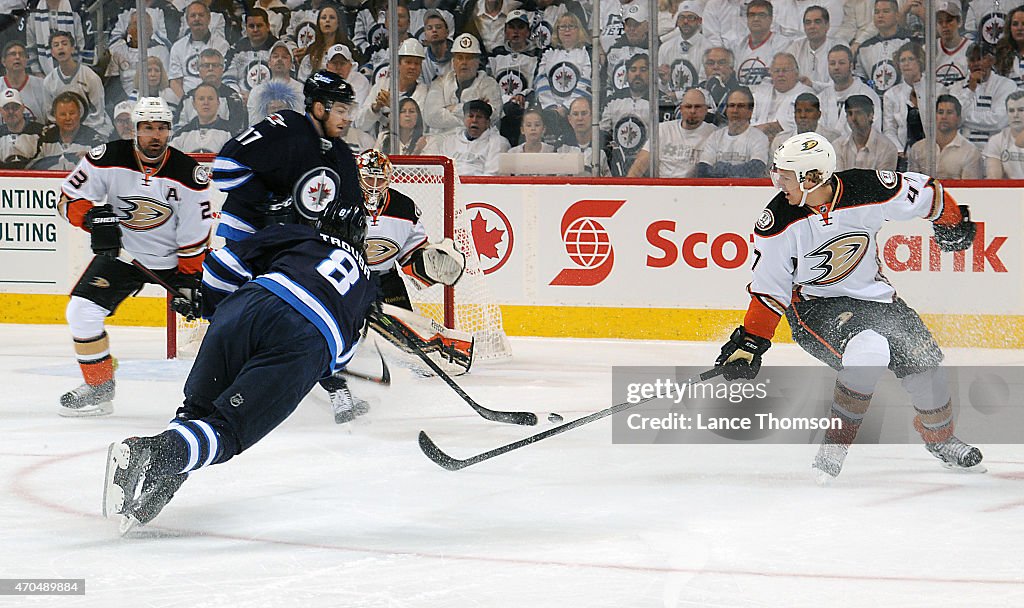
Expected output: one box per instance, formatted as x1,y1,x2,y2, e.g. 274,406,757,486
131,97,173,129
772,132,836,205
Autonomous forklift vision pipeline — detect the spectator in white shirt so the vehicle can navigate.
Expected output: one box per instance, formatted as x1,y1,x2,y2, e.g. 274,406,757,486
424,99,511,176
908,94,983,179
423,33,503,134
833,93,898,170
883,41,927,168
771,92,842,150
751,53,813,142
322,44,370,106
786,5,843,92
983,91,1024,179
629,87,717,177
169,1,230,101
817,44,882,135
734,0,789,87
934,1,969,89
697,86,771,177
509,109,557,153
952,42,1017,149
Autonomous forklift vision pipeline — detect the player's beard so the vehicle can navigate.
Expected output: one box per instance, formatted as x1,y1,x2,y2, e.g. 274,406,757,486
139,137,168,161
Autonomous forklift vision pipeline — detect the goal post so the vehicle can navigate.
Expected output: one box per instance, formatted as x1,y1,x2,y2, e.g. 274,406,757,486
169,154,511,361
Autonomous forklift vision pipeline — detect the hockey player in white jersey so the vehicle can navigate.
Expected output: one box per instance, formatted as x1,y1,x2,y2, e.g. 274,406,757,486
347,148,470,410
714,132,984,483
57,97,213,417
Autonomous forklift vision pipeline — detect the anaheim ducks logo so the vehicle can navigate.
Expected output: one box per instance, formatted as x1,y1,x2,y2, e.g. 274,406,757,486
804,232,871,286
116,196,173,231
801,139,819,151
365,236,400,265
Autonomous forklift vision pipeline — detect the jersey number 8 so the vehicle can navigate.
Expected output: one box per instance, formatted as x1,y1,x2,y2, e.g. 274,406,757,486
316,249,361,296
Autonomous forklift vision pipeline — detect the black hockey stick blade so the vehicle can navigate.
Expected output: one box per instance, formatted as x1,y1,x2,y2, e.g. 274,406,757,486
699,366,727,381
417,367,721,470
343,341,391,385
371,311,537,426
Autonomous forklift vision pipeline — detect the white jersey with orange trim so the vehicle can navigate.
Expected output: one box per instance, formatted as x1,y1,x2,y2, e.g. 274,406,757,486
748,169,942,328
58,139,213,271
364,186,428,273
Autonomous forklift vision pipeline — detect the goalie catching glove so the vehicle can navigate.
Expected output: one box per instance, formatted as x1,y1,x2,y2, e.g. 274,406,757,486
403,238,466,287
932,204,975,252
169,272,202,321
715,326,771,380
84,204,121,257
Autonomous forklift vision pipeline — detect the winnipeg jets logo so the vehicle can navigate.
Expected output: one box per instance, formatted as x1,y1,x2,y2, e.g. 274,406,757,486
116,196,173,231
981,14,1006,45
245,60,271,90
297,22,316,49
614,116,647,153
293,167,342,220
671,59,698,89
871,60,899,92
499,70,527,98
804,233,871,286
550,61,580,96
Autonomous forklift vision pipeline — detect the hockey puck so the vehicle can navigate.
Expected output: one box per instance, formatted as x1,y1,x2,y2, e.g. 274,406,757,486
548,413,564,423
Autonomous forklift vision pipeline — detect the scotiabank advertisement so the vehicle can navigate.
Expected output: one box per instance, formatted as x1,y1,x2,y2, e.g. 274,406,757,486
459,183,1020,315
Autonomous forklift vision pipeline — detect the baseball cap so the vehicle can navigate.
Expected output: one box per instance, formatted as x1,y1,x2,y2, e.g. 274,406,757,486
506,9,530,25
622,3,648,23
936,1,961,18
327,44,353,63
1,88,22,108
422,8,453,32
113,100,133,118
674,1,701,20
270,39,294,55
463,99,492,118
452,32,482,55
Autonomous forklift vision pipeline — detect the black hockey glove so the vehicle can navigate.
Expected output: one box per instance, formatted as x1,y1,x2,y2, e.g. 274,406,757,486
932,205,976,252
169,272,202,321
84,204,121,257
715,326,772,381
263,195,296,226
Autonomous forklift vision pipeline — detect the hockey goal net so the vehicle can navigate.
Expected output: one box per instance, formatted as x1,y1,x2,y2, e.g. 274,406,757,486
168,155,512,362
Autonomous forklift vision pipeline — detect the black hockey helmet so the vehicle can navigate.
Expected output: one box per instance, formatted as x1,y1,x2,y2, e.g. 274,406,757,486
316,199,367,249
304,69,355,111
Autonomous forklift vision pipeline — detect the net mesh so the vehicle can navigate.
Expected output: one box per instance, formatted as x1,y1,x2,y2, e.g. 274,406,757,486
173,156,511,361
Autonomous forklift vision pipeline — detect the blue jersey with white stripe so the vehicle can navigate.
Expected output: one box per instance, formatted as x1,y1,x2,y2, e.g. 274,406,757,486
211,109,362,242
201,224,377,374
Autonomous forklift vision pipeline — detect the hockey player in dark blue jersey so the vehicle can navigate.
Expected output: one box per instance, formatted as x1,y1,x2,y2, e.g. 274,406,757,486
211,70,363,243
212,69,369,423
102,199,377,534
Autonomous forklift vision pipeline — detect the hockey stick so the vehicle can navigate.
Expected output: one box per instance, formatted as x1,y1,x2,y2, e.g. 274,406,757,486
116,252,188,299
418,366,721,470
369,310,538,426
343,340,392,385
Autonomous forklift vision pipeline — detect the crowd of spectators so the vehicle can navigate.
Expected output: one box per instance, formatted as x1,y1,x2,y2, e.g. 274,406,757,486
0,0,1022,178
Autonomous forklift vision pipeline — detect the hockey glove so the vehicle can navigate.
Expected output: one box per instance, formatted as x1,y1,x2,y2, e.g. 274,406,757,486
715,326,772,381
406,239,467,287
84,204,121,257
932,205,976,252
263,195,296,226
169,272,202,321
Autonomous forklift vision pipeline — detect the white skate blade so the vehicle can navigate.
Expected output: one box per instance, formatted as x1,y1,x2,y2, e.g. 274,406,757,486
118,514,140,536
102,443,125,518
812,465,838,487
938,461,988,474
59,400,113,417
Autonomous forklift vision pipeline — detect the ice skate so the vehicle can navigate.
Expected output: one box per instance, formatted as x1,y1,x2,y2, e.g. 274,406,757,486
328,377,369,424
812,441,848,486
59,380,114,417
103,436,181,534
926,436,986,472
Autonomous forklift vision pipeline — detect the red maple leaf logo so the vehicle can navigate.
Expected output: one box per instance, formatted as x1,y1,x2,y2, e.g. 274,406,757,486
471,211,504,259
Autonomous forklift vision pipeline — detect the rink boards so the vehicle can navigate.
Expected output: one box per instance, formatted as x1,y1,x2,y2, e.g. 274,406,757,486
1,172,1021,347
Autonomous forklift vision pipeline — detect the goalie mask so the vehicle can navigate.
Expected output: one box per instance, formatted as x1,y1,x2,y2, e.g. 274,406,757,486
356,149,393,216
771,132,836,207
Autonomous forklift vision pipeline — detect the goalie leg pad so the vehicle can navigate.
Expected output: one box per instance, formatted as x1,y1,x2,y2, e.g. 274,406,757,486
369,304,474,374
405,238,466,287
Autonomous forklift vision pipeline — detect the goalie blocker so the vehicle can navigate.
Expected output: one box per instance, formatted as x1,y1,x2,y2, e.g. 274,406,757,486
401,238,466,287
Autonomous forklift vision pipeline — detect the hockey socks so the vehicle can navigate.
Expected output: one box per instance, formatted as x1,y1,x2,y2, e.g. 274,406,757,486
161,419,231,475
912,401,954,444
824,380,871,445
74,332,114,386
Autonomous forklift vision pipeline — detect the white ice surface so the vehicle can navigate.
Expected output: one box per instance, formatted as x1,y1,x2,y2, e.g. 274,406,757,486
2,324,1023,607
